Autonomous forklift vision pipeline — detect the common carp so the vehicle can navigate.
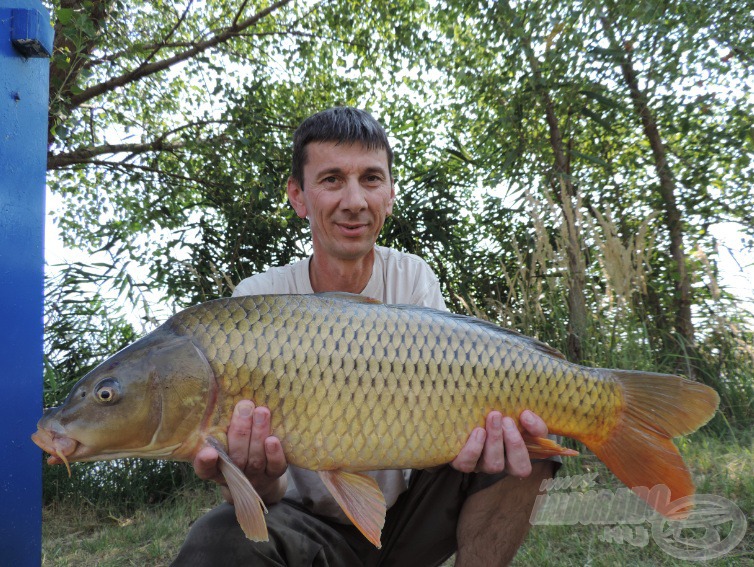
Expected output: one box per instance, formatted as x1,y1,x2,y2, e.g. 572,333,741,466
33,293,719,547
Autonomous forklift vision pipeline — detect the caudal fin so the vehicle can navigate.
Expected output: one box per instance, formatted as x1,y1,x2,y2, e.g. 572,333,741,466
585,371,719,517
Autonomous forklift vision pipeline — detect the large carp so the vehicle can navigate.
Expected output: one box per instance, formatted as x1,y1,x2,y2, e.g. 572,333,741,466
33,293,719,547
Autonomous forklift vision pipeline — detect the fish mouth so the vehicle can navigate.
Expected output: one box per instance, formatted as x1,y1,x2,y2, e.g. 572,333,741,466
31,428,80,476
32,426,187,468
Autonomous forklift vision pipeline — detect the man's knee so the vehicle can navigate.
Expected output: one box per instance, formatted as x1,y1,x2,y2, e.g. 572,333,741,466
171,500,365,567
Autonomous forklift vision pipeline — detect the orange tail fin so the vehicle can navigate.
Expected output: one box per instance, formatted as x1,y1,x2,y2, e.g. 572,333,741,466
584,371,719,517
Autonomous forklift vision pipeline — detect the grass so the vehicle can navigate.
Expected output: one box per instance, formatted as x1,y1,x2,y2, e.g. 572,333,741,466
42,483,219,566
43,430,753,566
510,428,754,567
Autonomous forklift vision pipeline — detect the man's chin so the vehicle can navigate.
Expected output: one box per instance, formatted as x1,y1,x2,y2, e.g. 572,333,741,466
332,242,377,261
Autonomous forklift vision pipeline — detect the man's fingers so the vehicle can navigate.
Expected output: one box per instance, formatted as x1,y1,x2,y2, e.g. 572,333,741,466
245,407,272,473
520,409,548,437
477,412,505,474
451,428,486,473
193,446,222,483
451,410,549,477
264,437,288,477
224,401,288,481
501,417,533,478
227,400,255,467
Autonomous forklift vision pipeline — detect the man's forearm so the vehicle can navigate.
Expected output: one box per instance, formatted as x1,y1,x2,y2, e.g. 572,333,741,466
455,461,554,567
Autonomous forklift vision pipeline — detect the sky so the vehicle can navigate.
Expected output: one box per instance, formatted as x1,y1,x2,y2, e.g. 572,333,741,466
708,222,754,315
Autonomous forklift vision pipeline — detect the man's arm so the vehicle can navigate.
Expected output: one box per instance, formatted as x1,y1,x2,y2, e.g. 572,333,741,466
192,400,288,505
450,409,554,566
455,460,554,566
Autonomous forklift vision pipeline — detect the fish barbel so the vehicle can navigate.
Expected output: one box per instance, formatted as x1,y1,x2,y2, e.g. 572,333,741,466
32,293,719,547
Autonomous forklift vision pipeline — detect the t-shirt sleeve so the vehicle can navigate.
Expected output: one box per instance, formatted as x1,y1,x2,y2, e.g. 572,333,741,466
232,272,276,297
412,272,446,311
407,258,447,311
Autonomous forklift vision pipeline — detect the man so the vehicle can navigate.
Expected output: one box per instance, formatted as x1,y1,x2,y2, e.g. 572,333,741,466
172,107,556,566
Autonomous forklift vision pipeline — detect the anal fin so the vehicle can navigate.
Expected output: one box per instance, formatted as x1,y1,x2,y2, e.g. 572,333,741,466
318,470,386,548
208,437,269,541
523,434,579,459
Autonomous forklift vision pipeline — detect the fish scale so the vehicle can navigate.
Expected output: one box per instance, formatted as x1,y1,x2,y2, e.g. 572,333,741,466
166,294,614,470
33,292,720,548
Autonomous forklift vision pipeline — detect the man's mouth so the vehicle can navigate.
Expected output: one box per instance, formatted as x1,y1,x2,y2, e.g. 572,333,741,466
336,222,369,235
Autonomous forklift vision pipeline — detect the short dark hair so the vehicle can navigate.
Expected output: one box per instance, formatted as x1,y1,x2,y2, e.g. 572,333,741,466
291,107,394,189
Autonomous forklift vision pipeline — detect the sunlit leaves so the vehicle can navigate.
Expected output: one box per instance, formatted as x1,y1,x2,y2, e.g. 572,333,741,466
44,0,753,415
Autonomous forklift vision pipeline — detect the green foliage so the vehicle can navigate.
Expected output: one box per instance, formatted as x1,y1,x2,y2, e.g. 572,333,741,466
43,0,754,506
42,458,198,510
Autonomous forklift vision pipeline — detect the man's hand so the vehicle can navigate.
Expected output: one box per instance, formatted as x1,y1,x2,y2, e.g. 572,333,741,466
192,400,288,504
450,410,548,477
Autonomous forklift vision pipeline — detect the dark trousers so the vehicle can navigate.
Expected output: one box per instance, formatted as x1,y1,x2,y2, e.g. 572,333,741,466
171,466,507,567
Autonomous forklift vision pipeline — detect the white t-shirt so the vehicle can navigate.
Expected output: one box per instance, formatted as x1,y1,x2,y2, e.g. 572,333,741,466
232,245,446,522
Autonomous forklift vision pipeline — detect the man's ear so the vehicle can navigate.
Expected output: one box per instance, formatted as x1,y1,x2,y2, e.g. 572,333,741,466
386,179,396,216
287,177,307,219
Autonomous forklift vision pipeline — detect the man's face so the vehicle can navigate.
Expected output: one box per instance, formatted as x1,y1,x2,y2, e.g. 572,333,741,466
288,141,395,262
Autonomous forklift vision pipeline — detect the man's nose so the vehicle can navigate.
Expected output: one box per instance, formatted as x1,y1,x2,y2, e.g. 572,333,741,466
340,178,367,211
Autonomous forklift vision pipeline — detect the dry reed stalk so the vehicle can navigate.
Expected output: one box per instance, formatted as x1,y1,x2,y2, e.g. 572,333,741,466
482,188,567,335
585,205,655,309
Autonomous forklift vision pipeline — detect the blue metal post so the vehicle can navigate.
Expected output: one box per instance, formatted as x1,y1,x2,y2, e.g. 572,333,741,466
0,0,52,564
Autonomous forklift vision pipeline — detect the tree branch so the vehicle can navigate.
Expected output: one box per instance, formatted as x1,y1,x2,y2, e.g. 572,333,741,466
48,139,186,169
139,0,196,68
71,158,226,189
65,0,293,111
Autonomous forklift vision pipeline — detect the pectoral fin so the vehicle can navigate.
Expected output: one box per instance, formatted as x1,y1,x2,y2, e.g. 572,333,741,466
523,434,579,459
318,470,386,548
208,437,269,541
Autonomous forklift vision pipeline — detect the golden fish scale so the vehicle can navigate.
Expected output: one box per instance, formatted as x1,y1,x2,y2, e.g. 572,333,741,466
169,296,621,470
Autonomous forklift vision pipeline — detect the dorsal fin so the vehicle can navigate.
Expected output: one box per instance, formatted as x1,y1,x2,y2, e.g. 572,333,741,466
316,292,382,304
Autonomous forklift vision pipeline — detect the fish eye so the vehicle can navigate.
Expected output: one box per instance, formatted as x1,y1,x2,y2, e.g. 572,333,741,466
94,378,120,404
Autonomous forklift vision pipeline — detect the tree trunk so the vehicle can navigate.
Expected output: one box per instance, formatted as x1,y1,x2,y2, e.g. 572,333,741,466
517,23,588,363
601,14,697,376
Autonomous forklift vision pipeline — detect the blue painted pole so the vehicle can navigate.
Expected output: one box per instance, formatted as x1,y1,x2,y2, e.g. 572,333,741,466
0,0,52,564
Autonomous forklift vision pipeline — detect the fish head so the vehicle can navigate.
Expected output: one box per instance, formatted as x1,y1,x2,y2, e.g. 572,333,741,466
32,329,215,468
